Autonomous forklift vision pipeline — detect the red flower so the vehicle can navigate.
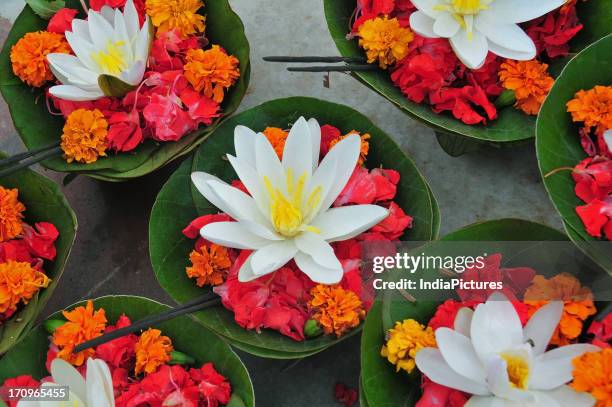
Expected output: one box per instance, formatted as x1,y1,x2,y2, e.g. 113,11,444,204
183,214,232,239
143,93,196,141
588,313,612,348
334,167,399,206
320,124,342,157
576,199,612,240
107,110,143,152
149,30,200,72
370,201,412,239
47,8,78,34
334,382,358,407
22,222,59,261
116,365,195,406
429,85,497,125
0,240,32,264
416,379,468,407
90,0,126,10
95,314,137,369
189,363,232,405
525,2,583,59
428,299,468,331
1,375,41,407
572,157,612,239
179,87,221,127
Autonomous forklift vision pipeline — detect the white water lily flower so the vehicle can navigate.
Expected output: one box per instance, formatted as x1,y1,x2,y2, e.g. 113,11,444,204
191,117,389,284
409,0,565,69
46,0,151,101
415,292,599,407
18,358,114,407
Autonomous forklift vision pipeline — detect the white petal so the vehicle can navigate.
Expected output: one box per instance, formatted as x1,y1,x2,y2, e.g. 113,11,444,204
486,355,534,402
88,11,115,51
294,252,343,284
523,301,563,356
530,344,601,390
303,157,337,221
411,0,441,18
475,17,536,54
250,240,297,276
415,348,490,395
295,232,341,270
464,396,512,407
205,179,268,224
47,54,99,88
86,359,115,407
99,6,115,25
200,221,272,250
454,307,474,337
237,252,259,282
470,295,523,365
539,386,597,407
134,18,151,63
283,117,313,180
487,40,536,61
119,60,145,85
226,155,269,218
191,172,241,219
255,132,286,193
450,29,488,69
50,359,87,402
604,130,612,152
485,0,565,23
313,134,361,212
48,85,105,101
436,328,487,383
123,0,140,38
307,118,321,172
311,205,389,242
433,12,461,38
64,31,98,71
410,11,438,38
71,19,92,42
234,125,257,165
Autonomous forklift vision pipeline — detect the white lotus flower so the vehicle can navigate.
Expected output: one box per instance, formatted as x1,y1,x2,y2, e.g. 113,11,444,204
46,0,151,101
415,292,599,407
191,117,389,284
409,0,565,69
18,358,114,407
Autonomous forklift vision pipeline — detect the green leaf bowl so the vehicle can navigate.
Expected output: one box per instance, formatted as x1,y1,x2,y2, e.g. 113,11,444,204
0,0,250,181
149,96,440,358
0,153,76,354
0,295,255,407
323,0,612,155
536,33,612,275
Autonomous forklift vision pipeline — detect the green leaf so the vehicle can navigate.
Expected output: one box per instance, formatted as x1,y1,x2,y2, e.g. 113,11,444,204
0,151,76,354
0,296,254,407
0,0,250,181
149,97,438,358
323,0,612,146
536,34,612,275
361,219,567,405
98,74,138,98
24,0,65,20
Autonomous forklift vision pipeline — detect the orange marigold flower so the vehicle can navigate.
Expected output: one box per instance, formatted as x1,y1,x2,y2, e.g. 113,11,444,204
566,85,612,134
499,59,554,115
524,273,596,346
329,131,370,166
0,260,50,315
10,31,70,87
357,16,413,69
186,243,231,287
145,0,205,38
184,45,240,104
134,328,173,375
571,348,612,407
262,127,289,158
61,108,108,164
0,186,26,242
309,285,365,337
53,300,107,366
381,319,436,373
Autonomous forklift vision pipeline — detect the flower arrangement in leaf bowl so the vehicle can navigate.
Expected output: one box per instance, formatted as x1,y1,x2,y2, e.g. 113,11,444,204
149,97,439,358
0,296,254,406
323,0,612,155
537,33,612,275
360,219,611,407
0,0,249,181
0,152,76,354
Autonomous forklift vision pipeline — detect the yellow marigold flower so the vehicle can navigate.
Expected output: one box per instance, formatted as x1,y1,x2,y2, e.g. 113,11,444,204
186,243,231,287
53,300,107,366
381,319,436,374
0,260,50,315
309,285,365,337
134,328,173,375
0,186,26,242
10,31,71,87
146,0,205,38
357,16,413,69
566,85,612,134
330,131,370,166
183,45,240,103
524,273,596,346
61,108,108,164
571,348,612,407
263,127,289,159
499,59,554,116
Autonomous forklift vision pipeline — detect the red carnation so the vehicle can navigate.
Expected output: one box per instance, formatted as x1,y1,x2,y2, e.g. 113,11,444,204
190,363,232,405
107,110,143,152
22,222,59,261
370,201,413,239
47,8,78,34
588,313,612,348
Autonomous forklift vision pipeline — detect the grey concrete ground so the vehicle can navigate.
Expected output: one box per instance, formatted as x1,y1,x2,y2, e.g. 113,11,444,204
0,1,563,405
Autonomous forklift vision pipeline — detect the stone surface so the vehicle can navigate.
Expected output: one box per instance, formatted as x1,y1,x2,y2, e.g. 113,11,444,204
0,1,563,405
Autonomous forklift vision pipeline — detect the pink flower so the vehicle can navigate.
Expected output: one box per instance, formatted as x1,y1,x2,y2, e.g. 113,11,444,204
416,379,468,407
143,93,195,142
180,87,221,126
334,167,399,206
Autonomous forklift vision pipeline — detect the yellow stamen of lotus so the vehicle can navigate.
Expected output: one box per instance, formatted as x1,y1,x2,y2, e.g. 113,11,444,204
264,171,322,237
501,353,530,390
451,0,488,14
434,0,489,41
91,41,127,75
